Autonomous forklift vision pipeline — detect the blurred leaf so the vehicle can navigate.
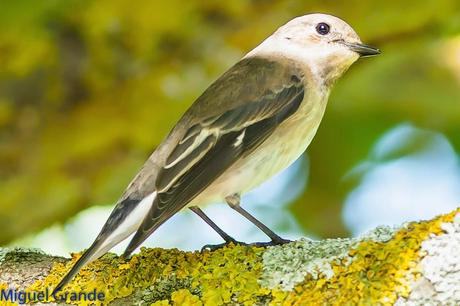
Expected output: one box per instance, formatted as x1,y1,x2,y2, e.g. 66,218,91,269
0,0,459,243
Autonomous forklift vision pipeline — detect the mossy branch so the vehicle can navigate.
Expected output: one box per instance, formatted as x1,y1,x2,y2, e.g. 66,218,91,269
1,208,460,305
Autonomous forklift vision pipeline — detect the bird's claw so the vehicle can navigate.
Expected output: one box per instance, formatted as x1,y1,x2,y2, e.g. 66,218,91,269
201,237,292,252
201,239,247,252
270,237,292,245
247,238,292,248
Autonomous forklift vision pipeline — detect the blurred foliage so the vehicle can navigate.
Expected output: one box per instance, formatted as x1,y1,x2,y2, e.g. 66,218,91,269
0,0,460,244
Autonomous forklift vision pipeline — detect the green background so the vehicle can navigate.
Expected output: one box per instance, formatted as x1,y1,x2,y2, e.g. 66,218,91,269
1,0,460,249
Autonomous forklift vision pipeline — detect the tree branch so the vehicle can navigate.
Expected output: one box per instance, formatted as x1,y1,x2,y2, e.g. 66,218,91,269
1,208,460,305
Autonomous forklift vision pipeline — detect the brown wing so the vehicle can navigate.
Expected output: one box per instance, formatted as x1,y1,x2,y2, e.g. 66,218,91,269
123,56,305,256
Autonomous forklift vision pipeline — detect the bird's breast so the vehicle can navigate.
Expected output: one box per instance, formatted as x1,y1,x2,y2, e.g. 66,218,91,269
190,91,328,206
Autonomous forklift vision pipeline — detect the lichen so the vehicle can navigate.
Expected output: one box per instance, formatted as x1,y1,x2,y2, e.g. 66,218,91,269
268,208,460,305
396,212,460,305
8,208,459,305
260,238,356,291
0,247,46,264
260,224,394,290
27,244,266,305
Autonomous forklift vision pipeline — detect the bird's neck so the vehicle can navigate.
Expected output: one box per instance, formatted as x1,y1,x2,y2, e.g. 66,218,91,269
247,37,353,91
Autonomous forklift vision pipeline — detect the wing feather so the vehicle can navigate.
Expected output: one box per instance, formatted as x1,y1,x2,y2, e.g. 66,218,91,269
123,56,305,256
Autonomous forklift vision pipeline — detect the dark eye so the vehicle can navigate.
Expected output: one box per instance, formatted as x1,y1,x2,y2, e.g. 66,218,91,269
316,22,330,35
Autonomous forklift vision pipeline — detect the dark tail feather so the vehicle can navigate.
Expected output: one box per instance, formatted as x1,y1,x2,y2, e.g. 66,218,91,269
53,196,152,294
52,242,101,295
122,197,175,258
52,195,152,295
122,225,155,259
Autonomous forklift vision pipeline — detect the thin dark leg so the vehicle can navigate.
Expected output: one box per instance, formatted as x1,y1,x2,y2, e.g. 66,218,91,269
225,194,291,245
189,206,236,243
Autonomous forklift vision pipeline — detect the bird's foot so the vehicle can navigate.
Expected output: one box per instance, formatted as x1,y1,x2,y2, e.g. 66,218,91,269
201,237,292,252
248,237,292,248
270,237,292,245
201,238,247,252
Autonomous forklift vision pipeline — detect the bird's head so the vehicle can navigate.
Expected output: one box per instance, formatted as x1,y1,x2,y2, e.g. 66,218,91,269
255,13,380,85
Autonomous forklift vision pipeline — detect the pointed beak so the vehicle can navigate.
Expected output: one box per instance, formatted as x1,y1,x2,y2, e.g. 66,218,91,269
345,42,381,57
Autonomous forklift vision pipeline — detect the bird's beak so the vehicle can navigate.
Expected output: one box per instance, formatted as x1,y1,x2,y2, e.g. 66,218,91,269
344,42,381,57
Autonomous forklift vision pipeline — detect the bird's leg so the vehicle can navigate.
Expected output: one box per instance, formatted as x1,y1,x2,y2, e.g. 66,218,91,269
189,206,246,251
225,194,291,245
189,206,236,243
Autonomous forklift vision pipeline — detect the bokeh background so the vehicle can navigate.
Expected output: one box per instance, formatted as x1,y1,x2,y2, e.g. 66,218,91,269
1,0,460,255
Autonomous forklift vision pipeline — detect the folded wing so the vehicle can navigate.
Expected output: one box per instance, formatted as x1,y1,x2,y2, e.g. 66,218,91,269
123,56,305,256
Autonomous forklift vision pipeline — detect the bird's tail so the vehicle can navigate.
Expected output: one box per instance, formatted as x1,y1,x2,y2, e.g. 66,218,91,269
51,240,107,296
52,193,156,295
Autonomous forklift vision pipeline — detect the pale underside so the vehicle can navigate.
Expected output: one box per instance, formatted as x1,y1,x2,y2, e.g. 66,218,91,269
190,89,328,206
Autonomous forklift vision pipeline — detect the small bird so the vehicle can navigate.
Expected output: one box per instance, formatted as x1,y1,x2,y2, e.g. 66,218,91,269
53,13,379,293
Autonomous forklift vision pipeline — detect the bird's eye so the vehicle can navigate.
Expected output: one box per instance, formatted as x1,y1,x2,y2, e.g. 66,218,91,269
316,22,330,35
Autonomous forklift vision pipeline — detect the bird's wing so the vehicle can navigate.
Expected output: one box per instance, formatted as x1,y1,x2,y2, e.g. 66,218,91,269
123,56,305,256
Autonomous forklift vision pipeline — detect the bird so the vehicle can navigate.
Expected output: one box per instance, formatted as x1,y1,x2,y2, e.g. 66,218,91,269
53,13,380,294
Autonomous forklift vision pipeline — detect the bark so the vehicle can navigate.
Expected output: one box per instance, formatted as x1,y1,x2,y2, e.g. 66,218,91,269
1,208,460,305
